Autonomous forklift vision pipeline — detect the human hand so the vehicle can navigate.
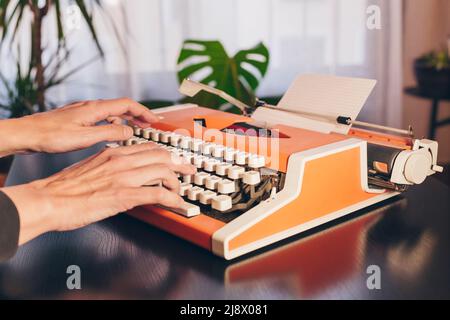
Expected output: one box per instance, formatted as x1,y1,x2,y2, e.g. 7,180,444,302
1,143,196,245
0,98,158,157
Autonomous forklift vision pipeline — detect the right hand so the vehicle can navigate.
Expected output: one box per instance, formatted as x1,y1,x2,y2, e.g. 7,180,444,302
1,143,196,245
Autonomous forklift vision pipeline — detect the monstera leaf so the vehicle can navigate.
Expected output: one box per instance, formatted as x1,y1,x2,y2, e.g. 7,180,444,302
177,40,269,113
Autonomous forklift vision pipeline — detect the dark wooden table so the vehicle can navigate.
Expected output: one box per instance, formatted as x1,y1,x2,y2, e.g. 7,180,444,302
0,146,449,299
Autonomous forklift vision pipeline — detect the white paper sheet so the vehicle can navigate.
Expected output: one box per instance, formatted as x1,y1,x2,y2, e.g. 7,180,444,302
275,74,377,134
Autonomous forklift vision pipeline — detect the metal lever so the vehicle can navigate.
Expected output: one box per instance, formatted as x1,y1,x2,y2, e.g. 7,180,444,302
337,116,414,137
179,78,253,115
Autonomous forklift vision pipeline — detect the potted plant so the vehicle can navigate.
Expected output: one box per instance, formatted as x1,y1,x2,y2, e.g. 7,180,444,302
0,0,122,175
414,48,450,98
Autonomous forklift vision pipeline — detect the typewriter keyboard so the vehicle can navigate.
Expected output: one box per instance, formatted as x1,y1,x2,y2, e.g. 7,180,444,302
118,127,285,222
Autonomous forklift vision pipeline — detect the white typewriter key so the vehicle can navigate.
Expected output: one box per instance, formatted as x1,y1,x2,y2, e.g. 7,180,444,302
171,149,183,157
227,166,245,180
181,152,194,164
179,137,191,149
160,132,171,143
211,195,232,212
187,186,204,201
190,139,203,152
179,183,192,196
183,175,193,184
199,190,217,205
133,126,142,136
159,202,200,218
235,152,248,165
224,148,238,162
151,131,160,142
176,202,200,217
194,172,210,186
125,137,139,146
212,145,225,158
136,138,149,145
248,155,266,168
203,159,220,172
170,134,181,147
132,139,142,145
215,163,232,176
106,143,120,149
205,176,222,190
243,171,261,185
142,128,153,139
201,143,215,155
218,179,235,194
193,155,208,168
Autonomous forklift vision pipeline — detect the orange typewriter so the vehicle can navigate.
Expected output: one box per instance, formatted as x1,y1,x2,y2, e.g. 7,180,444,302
119,74,442,260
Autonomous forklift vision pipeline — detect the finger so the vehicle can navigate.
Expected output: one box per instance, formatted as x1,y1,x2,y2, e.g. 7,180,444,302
111,115,152,128
57,143,162,179
144,187,185,208
71,124,133,149
108,142,161,155
106,116,124,125
128,118,155,128
120,164,181,192
87,124,134,143
121,187,184,209
88,98,159,125
106,148,196,175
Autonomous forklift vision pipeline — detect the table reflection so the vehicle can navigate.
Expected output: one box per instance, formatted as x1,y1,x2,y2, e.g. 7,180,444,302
2,194,434,299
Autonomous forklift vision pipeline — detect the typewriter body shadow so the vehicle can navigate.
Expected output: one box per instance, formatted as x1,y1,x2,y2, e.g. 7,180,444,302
115,74,442,260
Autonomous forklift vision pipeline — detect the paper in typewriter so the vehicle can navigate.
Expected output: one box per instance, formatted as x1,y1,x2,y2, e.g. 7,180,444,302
275,74,377,134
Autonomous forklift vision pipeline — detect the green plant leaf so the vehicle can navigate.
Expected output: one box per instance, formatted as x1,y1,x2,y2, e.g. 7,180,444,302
0,0,27,46
0,0,125,116
75,0,104,57
54,0,65,45
177,40,269,113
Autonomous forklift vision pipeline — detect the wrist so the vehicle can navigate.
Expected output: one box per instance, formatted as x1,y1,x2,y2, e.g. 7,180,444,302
0,117,36,157
1,181,56,245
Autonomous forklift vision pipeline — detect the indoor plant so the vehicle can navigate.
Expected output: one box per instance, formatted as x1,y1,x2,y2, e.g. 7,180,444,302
0,0,123,118
176,39,270,113
414,48,450,98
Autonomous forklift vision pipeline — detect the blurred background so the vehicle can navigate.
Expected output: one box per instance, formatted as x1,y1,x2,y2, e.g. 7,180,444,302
0,0,449,185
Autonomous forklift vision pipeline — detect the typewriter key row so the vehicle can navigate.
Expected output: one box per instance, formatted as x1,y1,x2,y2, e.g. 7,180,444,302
132,128,266,169
126,127,268,217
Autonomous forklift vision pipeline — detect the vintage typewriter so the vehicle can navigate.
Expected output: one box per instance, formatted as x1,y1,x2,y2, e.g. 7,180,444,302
119,74,443,260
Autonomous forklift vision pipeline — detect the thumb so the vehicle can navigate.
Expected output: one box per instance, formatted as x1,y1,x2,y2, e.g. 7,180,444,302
88,124,134,143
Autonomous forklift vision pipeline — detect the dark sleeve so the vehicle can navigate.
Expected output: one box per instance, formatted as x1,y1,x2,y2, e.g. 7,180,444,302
0,191,20,262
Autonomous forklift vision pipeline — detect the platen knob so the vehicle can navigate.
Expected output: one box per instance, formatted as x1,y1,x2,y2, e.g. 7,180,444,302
404,153,432,184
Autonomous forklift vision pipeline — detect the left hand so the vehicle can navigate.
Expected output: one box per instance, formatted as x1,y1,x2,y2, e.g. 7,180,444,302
1,143,196,245
0,98,158,156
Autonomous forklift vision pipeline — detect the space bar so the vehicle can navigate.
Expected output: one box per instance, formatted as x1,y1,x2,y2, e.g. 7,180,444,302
157,202,200,218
